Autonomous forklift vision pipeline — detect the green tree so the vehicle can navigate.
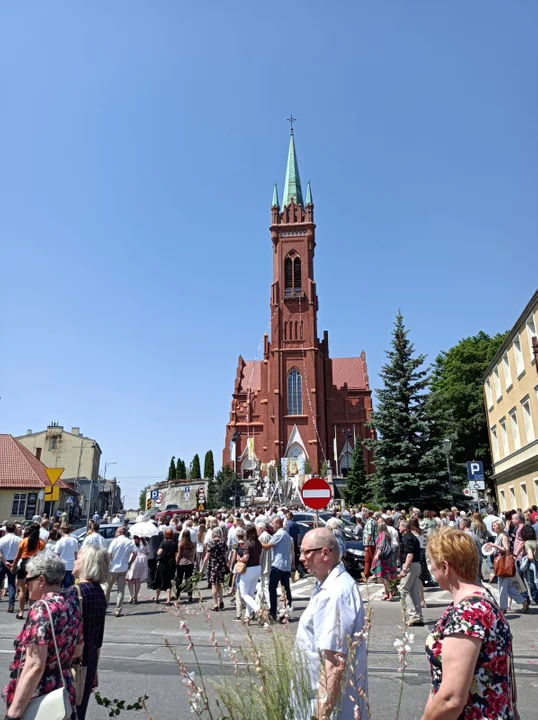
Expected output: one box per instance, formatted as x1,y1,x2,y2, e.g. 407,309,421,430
320,460,328,477
213,465,240,507
343,440,370,506
176,459,187,481
167,457,176,481
429,331,508,493
367,311,446,507
139,485,151,510
304,458,312,475
204,450,215,479
191,454,201,480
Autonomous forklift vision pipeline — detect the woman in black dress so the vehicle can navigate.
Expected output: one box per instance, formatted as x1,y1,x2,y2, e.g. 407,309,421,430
202,527,228,611
69,544,109,720
154,528,177,606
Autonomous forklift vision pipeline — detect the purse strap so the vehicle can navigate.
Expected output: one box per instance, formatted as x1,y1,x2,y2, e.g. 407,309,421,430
74,583,83,618
41,599,66,689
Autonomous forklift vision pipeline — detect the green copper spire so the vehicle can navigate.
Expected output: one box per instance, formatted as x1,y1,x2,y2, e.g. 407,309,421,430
305,181,313,205
272,182,279,207
282,130,304,209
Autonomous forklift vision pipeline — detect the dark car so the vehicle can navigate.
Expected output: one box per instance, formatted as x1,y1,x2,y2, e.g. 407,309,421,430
296,522,365,579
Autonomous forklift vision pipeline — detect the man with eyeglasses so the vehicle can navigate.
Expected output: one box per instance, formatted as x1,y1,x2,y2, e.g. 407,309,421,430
294,527,367,720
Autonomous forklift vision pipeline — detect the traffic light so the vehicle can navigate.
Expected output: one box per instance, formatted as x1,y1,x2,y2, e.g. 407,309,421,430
146,498,152,511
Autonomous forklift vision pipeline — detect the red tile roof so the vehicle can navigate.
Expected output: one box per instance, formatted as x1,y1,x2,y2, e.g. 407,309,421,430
0,435,54,489
332,357,367,390
239,361,262,393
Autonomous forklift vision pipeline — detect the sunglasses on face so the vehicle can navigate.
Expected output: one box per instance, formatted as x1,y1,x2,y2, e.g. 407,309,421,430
26,575,43,584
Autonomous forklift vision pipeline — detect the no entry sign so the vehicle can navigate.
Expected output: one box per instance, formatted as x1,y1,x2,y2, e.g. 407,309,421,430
300,476,332,511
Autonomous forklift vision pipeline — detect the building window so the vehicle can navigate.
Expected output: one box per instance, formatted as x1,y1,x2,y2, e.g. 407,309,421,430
521,482,529,509
285,257,293,289
284,253,302,297
521,396,535,443
509,485,516,509
499,489,506,512
502,351,512,391
35,447,42,461
533,478,538,506
526,315,537,362
293,257,301,290
514,336,525,377
491,425,500,462
25,493,38,521
485,379,493,409
499,417,509,456
509,408,521,451
11,493,27,516
287,368,303,415
49,436,58,451
493,366,502,401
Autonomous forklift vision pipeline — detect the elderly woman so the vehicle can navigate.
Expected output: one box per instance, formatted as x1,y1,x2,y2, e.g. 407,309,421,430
422,527,515,719
68,544,109,720
485,519,530,614
2,551,82,719
202,527,228,611
372,519,397,600
154,527,178,605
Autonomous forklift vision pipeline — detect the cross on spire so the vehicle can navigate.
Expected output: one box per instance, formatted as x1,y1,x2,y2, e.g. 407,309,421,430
287,115,297,133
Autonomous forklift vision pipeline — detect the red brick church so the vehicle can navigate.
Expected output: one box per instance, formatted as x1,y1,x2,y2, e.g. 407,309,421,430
223,128,374,481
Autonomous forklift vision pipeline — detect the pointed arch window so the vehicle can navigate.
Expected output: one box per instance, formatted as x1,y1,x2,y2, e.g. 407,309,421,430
285,257,293,290
293,257,301,290
287,368,303,415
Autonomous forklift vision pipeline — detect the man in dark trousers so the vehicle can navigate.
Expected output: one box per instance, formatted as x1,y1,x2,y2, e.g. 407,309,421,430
146,516,162,590
285,511,304,578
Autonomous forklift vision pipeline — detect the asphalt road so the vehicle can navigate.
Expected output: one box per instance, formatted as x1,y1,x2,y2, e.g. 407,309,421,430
0,580,536,719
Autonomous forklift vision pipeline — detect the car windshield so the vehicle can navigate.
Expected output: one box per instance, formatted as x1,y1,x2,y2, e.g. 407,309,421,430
72,528,86,538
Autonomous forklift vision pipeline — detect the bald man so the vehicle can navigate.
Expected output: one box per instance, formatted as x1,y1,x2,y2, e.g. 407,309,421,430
294,528,367,719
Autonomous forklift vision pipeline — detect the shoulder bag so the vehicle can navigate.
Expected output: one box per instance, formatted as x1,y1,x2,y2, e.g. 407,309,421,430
494,550,516,578
20,600,72,720
71,584,87,705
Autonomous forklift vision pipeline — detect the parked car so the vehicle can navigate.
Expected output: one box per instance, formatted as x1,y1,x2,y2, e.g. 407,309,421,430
154,509,192,523
74,524,122,549
295,522,365,579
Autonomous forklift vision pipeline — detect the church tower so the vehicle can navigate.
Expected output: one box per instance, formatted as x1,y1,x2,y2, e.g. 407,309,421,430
265,127,327,472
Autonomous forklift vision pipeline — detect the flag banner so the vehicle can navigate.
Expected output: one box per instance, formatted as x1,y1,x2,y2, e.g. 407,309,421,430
281,457,287,480
230,440,236,462
248,437,254,460
333,435,338,462
297,456,305,475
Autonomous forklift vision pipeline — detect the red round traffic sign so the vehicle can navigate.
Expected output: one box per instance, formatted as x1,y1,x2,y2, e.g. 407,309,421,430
300,476,332,510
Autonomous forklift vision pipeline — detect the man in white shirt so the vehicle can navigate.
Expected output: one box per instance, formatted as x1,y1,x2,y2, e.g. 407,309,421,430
111,514,121,525
483,507,502,537
93,511,101,523
39,519,50,543
255,519,272,610
83,521,105,547
106,526,137,617
295,528,367,719
184,519,197,544
54,525,79,588
0,523,21,612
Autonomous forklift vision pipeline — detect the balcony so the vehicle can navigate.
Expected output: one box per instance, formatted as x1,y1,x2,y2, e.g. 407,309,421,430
284,288,303,300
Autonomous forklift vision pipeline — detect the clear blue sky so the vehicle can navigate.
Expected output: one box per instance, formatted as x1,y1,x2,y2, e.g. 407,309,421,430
2,2,537,508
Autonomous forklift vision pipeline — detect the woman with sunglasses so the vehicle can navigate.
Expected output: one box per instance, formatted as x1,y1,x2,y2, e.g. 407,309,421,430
2,551,82,720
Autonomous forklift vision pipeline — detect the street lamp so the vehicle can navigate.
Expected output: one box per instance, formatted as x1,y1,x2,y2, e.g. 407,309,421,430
232,430,241,509
441,438,454,504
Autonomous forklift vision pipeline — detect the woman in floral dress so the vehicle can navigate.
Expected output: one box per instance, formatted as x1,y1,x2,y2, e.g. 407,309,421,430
423,527,515,719
3,551,82,719
202,527,228,611
372,520,397,600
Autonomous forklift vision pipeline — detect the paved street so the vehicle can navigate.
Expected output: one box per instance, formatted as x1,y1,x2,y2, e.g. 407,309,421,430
0,581,536,719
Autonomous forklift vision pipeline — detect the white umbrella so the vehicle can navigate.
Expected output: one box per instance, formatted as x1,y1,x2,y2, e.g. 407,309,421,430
129,521,160,538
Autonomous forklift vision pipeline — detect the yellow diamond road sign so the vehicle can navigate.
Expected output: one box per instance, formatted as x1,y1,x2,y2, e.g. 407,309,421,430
45,468,64,486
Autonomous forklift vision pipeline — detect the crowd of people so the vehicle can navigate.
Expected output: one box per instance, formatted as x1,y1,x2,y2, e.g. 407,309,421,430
0,499,535,719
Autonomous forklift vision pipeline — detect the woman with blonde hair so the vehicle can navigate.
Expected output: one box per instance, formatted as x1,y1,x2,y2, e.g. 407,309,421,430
202,527,228,612
485,519,530,614
372,519,397,600
422,527,516,719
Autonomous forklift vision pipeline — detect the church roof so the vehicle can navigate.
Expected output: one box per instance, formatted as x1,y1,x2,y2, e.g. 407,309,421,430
238,361,262,393
282,131,304,209
332,357,367,390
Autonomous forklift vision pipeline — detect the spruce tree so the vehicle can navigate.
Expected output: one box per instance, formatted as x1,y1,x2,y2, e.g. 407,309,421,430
191,454,201,480
168,457,176,481
343,440,370,506
175,457,182,479
368,311,445,507
204,450,215,479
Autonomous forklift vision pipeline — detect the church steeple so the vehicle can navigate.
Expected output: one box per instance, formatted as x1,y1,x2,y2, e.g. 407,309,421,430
271,182,279,208
282,130,304,209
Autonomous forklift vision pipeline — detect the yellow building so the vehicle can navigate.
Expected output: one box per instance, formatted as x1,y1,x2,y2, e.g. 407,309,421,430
484,290,538,511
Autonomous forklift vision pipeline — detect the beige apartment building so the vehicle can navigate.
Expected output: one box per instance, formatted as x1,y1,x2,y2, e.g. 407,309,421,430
16,423,101,482
484,290,538,511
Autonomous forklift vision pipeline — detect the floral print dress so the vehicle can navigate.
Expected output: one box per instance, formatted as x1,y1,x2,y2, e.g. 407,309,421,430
3,592,82,712
425,593,515,719
372,532,397,580
206,539,228,584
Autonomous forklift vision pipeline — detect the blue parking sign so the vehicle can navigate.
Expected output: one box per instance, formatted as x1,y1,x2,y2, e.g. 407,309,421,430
150,489,160,500
466,461,484,481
